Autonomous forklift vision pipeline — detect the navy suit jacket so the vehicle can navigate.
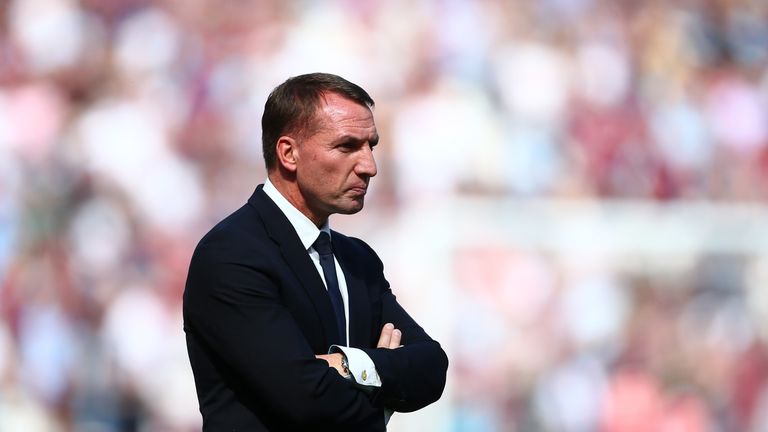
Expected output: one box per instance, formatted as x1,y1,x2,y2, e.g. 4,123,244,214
183,185,448,431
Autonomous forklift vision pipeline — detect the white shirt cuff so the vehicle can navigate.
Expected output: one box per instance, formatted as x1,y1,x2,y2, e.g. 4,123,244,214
329,345,382,387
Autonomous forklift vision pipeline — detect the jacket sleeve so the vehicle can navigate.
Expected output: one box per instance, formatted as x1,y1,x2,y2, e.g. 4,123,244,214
183,239,384,428
354,240,449,412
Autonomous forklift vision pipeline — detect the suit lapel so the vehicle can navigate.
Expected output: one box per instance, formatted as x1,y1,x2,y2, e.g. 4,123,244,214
334,234,372,348
248,186,341,347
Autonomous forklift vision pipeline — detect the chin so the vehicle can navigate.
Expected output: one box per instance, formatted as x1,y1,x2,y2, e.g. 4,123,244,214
338,207,364,215
335,200,365,215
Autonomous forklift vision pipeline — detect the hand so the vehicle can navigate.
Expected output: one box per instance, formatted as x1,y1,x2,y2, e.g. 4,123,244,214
316,353,350,377
377,323,402,349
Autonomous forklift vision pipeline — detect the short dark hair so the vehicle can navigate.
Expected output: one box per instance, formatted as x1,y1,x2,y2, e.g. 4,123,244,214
261,73,375,171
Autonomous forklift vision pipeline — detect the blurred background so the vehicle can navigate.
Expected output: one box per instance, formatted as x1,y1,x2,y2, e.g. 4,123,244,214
1,0,768,430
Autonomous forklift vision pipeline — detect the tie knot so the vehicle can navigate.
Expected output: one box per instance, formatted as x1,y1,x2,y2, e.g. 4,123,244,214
313,231,333,255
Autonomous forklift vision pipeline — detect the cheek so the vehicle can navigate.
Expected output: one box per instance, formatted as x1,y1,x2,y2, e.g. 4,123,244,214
301,161,340,190
298,153,350,187
314,158,346,179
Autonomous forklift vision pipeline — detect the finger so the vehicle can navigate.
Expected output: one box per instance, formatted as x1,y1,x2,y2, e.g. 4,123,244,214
377,323,394,348
390,329,402,349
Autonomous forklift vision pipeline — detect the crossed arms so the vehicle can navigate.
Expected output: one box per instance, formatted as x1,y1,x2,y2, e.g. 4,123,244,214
183,236,448,428
316,322,403,377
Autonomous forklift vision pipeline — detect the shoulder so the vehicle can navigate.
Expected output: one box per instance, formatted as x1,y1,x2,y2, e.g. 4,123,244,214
331,230,370,251
331,230,382,266
191,202,276,266
200,205,262,245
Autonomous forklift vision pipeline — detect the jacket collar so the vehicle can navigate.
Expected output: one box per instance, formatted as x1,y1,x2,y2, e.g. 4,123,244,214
247,185,343,346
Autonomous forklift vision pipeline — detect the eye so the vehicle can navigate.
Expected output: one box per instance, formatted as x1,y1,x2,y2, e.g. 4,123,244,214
336,140,362,152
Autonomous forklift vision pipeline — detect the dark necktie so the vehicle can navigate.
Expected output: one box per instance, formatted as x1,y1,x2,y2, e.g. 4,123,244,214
312,232,346,345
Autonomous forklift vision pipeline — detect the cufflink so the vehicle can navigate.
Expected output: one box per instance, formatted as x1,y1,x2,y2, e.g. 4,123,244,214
362,370,368,381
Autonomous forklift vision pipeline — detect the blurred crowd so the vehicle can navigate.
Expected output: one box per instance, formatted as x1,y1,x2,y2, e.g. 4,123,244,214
448,242,768,431
0,0,767,430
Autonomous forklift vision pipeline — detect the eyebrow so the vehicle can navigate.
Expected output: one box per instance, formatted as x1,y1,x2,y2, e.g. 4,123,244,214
335,134,379,146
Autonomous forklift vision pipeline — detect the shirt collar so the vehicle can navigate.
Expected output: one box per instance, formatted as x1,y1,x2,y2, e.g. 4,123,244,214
263,178,331,251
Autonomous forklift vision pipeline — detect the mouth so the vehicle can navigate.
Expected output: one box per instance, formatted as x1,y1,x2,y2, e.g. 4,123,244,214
348,185,368,196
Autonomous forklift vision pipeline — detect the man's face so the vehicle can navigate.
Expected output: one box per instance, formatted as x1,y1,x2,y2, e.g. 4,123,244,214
294,92,378,224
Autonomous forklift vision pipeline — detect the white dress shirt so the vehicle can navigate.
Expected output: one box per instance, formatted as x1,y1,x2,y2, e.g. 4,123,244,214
262,179,382,388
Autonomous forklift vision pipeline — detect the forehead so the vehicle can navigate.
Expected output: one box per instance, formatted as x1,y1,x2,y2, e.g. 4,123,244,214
315,92,376,135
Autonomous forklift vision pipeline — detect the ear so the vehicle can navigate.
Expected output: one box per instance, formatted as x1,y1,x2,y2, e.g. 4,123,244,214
275,136,299,172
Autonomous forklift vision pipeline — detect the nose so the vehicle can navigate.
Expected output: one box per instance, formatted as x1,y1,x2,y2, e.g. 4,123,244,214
356,145,377,178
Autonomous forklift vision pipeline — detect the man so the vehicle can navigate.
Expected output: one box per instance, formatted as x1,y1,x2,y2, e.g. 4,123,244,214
183,73,448,431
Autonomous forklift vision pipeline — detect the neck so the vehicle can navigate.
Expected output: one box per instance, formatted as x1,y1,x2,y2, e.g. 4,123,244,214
268,173,327,228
